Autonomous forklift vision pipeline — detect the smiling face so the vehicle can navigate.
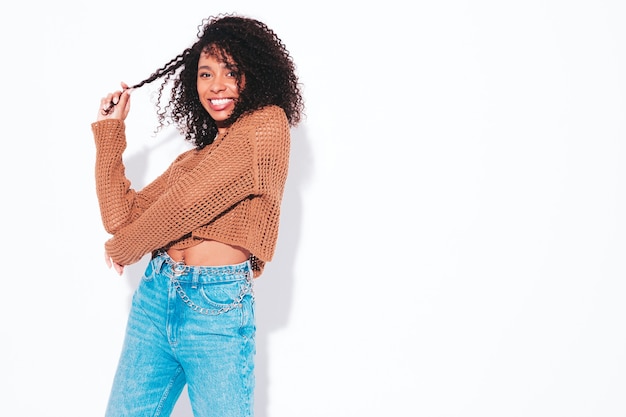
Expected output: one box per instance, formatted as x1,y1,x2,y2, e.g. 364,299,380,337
196,51,244,134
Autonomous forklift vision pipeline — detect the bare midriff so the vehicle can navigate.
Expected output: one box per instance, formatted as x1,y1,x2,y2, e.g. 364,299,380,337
167,239,250,266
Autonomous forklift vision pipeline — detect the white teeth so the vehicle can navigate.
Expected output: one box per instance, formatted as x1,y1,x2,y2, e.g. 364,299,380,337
210,98,231,105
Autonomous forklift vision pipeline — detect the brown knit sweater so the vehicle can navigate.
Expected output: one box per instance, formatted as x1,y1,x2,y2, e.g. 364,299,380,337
92,105,291,276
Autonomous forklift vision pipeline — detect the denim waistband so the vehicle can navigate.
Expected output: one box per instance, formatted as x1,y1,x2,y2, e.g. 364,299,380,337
151,250,252,283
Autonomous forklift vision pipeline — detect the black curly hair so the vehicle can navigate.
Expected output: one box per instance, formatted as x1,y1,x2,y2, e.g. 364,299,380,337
129,14,304,149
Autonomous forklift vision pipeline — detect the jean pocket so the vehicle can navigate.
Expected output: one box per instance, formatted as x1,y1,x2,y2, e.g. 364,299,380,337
172,279,252,316
199,280,249,309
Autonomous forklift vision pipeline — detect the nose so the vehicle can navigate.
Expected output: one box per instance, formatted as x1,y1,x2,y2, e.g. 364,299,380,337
210,76,227,93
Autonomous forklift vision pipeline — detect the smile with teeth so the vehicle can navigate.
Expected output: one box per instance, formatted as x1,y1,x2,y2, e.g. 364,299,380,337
210,98,232,105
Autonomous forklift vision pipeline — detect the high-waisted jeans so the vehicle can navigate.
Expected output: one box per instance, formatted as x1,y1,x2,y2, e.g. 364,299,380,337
105,251,256,417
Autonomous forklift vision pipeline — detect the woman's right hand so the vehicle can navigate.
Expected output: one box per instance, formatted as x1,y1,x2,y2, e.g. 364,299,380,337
97,81,132,121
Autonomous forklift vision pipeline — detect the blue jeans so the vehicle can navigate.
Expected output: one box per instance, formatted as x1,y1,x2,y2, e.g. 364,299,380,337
105,251,256,417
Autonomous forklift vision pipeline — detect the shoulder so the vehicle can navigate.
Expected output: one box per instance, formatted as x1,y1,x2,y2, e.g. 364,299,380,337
236,105,288,129
223,106,290,151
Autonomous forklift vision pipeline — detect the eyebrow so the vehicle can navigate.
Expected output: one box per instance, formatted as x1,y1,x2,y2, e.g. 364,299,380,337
198,61,232,70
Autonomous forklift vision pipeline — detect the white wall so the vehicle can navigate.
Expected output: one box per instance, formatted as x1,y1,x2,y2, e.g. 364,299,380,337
3,1,626,416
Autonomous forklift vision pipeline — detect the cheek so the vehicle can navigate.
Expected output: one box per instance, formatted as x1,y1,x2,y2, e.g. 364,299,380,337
229,81,241,96
196,85,207,105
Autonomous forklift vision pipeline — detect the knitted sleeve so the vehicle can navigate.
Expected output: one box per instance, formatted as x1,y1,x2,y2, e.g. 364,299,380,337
94,106,286,266
92,118,188,235
92,119,137,233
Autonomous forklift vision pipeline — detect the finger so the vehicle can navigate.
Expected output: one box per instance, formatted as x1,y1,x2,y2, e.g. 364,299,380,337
99,89,130,118
116,88,131,109
101,94,113,110
100,93,118,116
104,251,112,268
114,263,124,276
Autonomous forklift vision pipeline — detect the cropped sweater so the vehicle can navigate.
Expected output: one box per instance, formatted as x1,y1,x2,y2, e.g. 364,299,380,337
92,105,291,276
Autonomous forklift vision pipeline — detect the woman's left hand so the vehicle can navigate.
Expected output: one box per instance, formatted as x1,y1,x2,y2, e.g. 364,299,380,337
105,250,125,276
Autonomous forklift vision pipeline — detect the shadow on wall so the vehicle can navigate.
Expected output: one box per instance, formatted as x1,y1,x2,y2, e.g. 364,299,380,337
253,125,312,417
111,124,313,417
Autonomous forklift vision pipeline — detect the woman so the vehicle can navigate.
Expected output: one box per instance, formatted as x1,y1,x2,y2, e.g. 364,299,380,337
92,14,304,417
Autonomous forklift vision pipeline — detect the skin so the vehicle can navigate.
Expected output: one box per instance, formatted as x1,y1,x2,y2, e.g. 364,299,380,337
196,52,244,134
97,52,250,276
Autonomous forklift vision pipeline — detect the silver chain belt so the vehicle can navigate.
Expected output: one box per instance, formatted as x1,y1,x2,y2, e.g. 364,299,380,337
169,262,253,315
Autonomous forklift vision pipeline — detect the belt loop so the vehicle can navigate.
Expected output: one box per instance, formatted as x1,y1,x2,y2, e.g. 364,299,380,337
191,268,199,289
152,252,166,274
247,260,254,281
